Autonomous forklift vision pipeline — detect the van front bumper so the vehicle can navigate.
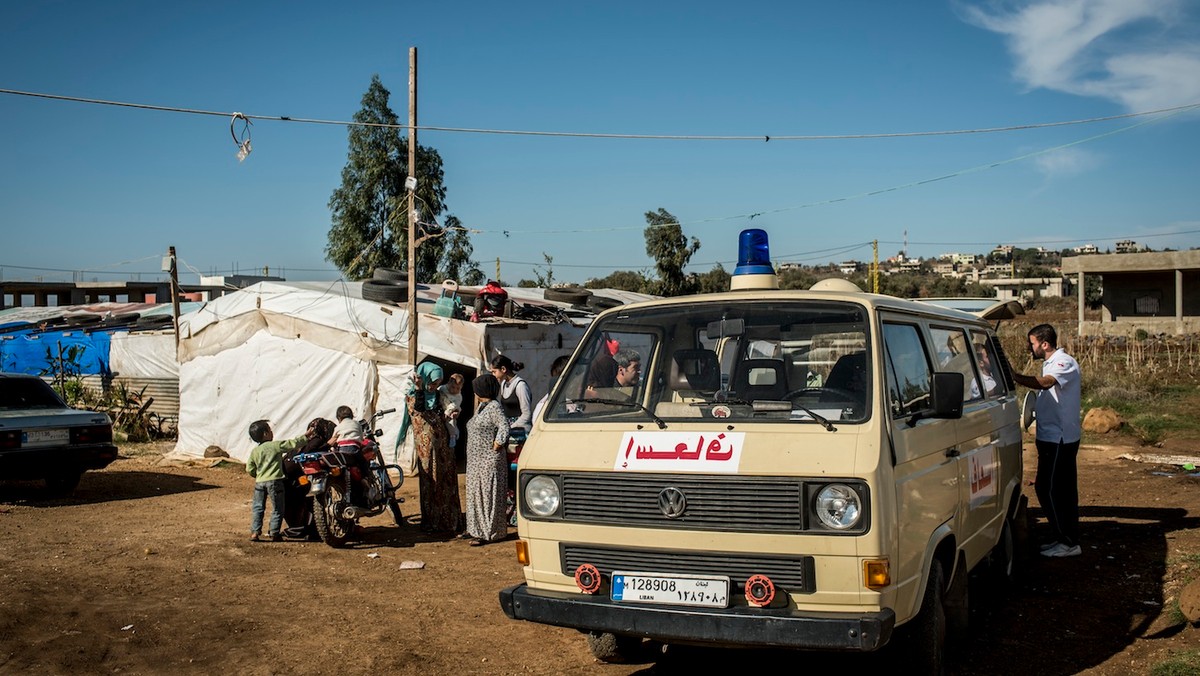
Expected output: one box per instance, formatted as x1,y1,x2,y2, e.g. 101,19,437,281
499,583,894,651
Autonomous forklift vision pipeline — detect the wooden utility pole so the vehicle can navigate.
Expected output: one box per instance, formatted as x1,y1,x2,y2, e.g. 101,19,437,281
406,47,419,366
168,246,181,351
871,239,879,293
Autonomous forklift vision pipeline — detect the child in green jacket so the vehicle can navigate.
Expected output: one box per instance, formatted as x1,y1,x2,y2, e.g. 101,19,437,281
246,420,307,542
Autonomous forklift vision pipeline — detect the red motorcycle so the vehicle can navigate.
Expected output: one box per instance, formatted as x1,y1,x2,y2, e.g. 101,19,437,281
294,409,404,547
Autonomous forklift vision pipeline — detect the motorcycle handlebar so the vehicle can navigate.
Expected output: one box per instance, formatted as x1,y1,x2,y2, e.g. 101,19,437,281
376,408,397,416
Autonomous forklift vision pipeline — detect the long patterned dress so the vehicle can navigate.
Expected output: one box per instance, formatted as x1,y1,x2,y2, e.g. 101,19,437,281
465,399,510,542
407,391,461,534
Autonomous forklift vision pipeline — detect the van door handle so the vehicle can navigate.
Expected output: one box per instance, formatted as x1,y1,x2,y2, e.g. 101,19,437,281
945,448,960,458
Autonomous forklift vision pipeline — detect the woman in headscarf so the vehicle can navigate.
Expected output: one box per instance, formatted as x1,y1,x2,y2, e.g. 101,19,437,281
464,373,510,545
402,361,461,534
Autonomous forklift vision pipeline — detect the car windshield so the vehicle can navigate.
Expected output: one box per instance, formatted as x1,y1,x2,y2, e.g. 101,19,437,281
0,378,68,410
545,300,871,425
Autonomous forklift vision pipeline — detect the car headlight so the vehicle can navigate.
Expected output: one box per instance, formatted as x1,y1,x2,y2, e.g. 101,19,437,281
814,483,862,530
524,475,561,517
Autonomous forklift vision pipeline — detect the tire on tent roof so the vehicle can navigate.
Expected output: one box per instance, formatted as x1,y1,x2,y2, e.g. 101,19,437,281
135,315,174,328
362,279,409,303
588,295,622,312
65,314,102,326
544,287,591,304
373,267,407,281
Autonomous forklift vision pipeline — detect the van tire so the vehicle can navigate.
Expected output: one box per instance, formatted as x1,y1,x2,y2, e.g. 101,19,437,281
585,631,641,663
899,560,946,676
945,556,970,644
991,515,1017,585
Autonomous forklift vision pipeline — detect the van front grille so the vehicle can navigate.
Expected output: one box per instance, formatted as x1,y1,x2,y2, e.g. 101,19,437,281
561,543,816,592
560,472,805,533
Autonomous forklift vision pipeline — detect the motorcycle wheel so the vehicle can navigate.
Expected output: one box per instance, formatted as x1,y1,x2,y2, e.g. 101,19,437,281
312,482,353,547
388,498,404,527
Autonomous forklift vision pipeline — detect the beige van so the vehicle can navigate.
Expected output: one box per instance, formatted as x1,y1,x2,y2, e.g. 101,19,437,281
499,231,1024,672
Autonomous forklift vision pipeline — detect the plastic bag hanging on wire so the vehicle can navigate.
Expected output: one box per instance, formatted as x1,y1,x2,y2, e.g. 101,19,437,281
230,112,252,162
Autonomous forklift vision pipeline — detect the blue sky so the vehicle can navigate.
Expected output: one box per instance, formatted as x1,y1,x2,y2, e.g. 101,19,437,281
2,0,1198,286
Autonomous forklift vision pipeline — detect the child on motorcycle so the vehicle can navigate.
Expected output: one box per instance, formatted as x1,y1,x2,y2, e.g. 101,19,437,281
246,420,307,542
330,405,365,448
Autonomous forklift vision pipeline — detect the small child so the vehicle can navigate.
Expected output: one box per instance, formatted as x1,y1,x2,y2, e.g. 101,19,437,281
246,420,307,542
439,374,465,448
330,405,365,448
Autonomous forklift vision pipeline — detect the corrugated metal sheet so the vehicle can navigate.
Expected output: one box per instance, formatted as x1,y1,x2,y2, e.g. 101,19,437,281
70,375,180,423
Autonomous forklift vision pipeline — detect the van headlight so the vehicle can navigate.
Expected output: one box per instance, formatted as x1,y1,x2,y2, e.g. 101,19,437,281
814,483,862,531
524,475,562,517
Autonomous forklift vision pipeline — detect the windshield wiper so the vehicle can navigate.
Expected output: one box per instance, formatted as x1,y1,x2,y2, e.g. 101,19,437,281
791,403,837,432
575,398,667,429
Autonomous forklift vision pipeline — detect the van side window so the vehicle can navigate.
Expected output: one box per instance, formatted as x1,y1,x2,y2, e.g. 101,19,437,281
929,326,979,402
969,330,1006,398
882,323,932,417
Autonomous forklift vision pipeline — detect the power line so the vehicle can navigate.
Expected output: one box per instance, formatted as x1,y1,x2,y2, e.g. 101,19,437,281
2,87,1197,141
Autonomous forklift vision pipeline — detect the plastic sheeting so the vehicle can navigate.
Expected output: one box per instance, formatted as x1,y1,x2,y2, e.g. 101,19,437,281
0,330,112,375
110,332,178,379
176,332,379,462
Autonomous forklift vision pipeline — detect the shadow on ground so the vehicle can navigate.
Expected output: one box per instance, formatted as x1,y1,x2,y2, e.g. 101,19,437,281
0,470,218,506
555,505,1200,675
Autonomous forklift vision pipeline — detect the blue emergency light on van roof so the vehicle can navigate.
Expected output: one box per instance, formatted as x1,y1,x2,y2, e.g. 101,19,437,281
730,228,779,291
733,228,774,276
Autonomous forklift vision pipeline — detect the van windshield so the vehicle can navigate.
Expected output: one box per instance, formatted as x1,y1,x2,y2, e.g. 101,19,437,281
545,300,871,425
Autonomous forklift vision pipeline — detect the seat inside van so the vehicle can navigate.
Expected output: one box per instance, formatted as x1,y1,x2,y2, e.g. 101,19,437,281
823,351,867,408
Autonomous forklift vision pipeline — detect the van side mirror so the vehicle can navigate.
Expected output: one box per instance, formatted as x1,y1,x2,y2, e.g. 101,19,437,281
930,372,964,419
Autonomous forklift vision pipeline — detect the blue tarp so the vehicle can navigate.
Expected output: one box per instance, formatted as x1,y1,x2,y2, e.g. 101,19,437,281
0,330,114,376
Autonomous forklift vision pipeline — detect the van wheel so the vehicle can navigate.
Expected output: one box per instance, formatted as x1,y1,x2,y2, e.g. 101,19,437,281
945,556,969,643
899,560,946,676
991,516,1017,584
585,631,641,663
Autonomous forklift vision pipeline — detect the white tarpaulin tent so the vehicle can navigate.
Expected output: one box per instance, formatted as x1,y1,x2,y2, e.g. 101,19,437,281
170,280,632,473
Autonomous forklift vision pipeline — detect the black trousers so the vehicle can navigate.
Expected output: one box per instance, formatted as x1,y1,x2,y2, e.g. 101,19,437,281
1035,439,1080,546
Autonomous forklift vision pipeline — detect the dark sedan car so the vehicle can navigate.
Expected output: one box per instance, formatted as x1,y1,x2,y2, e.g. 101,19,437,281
0,373,118,495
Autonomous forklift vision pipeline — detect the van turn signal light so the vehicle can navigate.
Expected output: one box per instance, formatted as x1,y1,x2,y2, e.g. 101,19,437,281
864,559,891,590
515,540,530,566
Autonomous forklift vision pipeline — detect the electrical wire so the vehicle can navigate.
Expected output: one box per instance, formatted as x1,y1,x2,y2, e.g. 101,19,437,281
482,105,1197,237
2,87,1197,141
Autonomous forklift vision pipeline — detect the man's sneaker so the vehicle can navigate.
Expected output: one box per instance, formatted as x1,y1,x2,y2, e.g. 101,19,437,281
1039,541,1060,552
1040,543,1082,558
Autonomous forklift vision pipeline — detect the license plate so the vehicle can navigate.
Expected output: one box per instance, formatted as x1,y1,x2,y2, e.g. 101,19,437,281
610,571,730,608
23,429,68,445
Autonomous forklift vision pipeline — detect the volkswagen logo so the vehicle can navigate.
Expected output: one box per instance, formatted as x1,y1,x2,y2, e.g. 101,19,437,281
657,487,688,519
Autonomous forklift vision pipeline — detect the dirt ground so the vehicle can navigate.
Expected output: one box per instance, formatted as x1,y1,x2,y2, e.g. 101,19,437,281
2,436,1199,676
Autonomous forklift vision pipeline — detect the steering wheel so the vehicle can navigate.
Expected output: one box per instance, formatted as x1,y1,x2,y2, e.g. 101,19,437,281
783,387,859,406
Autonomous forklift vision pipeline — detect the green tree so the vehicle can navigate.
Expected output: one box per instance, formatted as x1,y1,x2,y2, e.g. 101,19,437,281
644,208,700,297
586,270,648,292
438,215,484,285
694,264,731,293
326,75,480,283
779,267,818,290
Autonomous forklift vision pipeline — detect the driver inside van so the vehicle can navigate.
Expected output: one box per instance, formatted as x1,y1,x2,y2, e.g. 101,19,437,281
969,344,998,398
586,349,641,400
